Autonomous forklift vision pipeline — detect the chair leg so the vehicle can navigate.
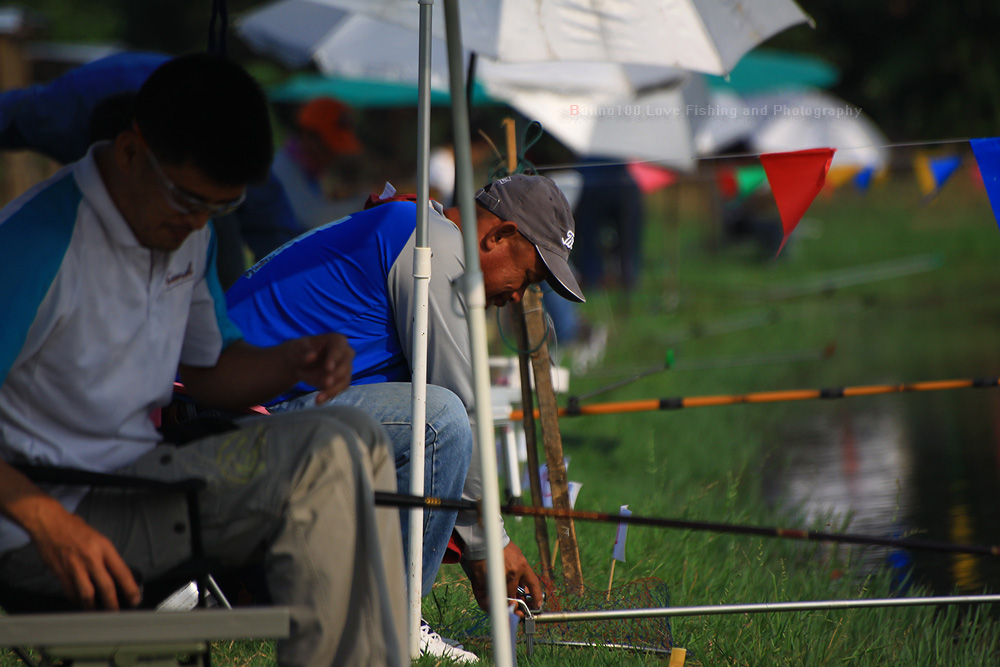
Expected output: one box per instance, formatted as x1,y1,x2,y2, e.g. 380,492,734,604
206,575,231,610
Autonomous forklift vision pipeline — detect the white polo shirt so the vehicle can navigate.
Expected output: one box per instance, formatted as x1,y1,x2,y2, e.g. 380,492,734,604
0,144,241,553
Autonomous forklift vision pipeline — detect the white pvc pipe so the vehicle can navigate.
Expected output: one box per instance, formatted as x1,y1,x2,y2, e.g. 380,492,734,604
442,0,514,664
407,0,434,658
502,424,522,500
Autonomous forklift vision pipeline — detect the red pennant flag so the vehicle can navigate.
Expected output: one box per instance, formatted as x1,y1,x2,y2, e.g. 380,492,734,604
715,166,739,200
759,148,836,256
626,162,677,194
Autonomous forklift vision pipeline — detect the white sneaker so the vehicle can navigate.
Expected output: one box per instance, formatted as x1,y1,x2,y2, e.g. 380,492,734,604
419,621,478,663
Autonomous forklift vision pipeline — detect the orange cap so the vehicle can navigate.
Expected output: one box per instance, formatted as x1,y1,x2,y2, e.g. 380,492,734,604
297,97,361,156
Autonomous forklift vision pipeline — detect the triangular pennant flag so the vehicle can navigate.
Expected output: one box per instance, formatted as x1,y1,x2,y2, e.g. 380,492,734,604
612,505,631,562
734,165,768,198
825,165,862,191
627,162,677,194
759,148,836,256
969,138,1000,229
913,151,935,196
930,155,962,191
854,166,876,192
716,166,738,200
914,151,962,199
969,160,984,190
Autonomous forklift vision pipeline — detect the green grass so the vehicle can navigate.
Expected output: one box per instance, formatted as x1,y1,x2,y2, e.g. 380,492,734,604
6,172,1000,665
419,173,1000,665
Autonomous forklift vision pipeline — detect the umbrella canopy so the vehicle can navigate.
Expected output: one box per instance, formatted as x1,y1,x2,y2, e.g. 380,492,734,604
268,73,494,107
746,90,890,170
691,87,762,156
239,0,457,86
239,3,699,166
703,48,839,95
300,0,811,75
478,60,698,168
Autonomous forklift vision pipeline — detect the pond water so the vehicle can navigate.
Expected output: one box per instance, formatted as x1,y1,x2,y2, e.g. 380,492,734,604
763,389,1000,595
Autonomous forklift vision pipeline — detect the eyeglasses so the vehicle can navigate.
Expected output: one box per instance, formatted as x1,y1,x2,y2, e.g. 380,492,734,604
145,147,246,218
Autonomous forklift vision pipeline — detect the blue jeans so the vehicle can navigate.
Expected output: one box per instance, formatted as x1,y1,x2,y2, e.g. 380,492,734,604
270,383,471,593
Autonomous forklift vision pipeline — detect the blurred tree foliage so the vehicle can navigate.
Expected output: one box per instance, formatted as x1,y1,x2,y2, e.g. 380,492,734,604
21,0,1000,142
768,0,1000,140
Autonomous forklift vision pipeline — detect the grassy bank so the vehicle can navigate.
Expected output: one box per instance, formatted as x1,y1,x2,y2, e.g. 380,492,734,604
423,170,1000,665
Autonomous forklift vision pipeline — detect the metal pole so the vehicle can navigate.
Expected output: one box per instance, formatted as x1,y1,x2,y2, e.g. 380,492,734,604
533,594,1000,623
442,0,514,664
407,0,434,657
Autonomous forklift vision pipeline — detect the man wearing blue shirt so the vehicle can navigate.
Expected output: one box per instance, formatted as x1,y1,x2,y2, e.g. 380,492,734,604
227,174,584,660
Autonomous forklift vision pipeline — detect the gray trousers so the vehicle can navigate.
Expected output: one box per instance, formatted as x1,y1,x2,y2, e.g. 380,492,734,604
0,407,406,667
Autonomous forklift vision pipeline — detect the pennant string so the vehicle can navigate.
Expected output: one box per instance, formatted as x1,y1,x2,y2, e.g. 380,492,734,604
534,137,979,173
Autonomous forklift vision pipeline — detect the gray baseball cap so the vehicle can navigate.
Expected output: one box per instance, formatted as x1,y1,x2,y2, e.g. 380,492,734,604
475,174,585,303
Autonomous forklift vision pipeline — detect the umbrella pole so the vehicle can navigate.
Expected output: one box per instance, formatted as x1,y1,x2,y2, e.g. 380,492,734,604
407,0,434,658
443,1,515,665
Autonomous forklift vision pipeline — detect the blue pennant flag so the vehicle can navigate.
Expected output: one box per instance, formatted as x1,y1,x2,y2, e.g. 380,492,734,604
854,166,875,192
930,154,962,190
970,138,1000,230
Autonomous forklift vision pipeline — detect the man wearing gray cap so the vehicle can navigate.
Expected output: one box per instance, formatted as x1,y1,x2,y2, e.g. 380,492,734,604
225,172,583,662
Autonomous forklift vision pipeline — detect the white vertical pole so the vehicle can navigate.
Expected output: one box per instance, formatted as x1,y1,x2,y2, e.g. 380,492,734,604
407,0,434,658
504,424,522,499
442,0,514,664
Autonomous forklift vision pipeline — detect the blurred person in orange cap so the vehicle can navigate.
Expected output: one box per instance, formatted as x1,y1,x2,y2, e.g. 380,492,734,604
273,96,369,229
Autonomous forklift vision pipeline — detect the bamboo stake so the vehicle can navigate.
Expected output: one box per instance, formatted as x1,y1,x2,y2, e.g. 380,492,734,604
605,559,616,602
502,115,582,592
513,300,553,580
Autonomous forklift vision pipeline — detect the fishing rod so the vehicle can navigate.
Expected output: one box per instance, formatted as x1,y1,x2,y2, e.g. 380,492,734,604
509,376,1000,421
744,253,943,302
575,343,837,402
374,491,1000,558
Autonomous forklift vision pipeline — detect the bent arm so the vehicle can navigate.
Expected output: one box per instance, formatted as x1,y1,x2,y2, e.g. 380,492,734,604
179,335,354,410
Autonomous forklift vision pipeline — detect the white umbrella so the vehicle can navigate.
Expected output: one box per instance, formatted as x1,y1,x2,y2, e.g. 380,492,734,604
692,87,762,156
301,0,812,75
746,90,890,170
240,5,698,166
239,0,456,88
476,60,698,169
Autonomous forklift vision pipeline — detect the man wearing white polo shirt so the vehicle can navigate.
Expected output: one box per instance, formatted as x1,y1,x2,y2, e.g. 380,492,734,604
0,54,405,667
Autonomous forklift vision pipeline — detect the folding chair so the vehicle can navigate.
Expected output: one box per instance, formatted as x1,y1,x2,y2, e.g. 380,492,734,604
0,463,288,667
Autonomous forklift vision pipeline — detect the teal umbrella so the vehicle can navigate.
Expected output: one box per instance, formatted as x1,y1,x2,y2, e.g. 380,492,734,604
268,73,495,108
704,48,839,94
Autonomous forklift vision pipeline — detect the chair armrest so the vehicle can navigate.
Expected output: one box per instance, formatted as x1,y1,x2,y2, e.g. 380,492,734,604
10,463,206,494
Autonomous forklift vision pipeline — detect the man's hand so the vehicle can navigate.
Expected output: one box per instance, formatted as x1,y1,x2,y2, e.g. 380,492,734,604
182,334,355,410
24,497,140,610
461,541,542,617
283,333,355,403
